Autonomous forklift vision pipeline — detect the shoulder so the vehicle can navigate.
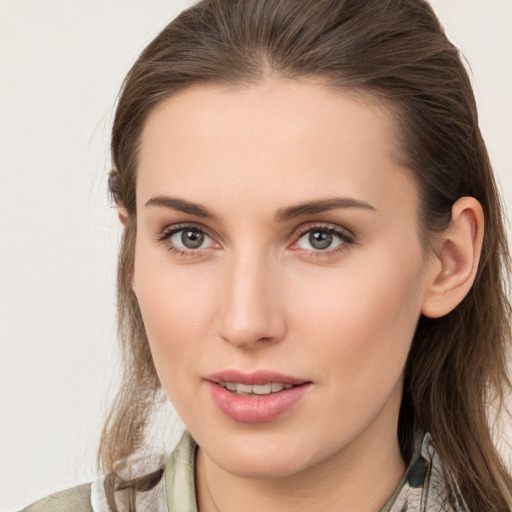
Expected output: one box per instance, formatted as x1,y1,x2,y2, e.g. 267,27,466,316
20,432,197,512
21,483,92,512
383,431,470,512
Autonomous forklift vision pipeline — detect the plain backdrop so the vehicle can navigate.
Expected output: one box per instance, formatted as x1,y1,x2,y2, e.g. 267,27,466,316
0,1,511,510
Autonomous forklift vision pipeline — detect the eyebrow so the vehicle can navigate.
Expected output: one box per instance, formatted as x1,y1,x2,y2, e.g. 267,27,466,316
145,196,217,219
144,195,375,221
275,197,376,222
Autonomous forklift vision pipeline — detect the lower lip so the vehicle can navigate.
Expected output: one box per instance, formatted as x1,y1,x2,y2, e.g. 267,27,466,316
207,382,310,423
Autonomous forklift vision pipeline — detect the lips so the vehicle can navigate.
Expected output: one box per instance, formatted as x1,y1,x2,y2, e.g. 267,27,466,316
207,369,308,386
205,370,311,423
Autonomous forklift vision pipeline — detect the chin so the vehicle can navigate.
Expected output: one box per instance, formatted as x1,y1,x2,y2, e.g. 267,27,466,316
198,426,326,479
216,449,308,479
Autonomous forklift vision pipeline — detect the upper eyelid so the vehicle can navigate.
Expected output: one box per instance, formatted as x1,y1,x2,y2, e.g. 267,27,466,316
292,222,355,241
159,222,213,240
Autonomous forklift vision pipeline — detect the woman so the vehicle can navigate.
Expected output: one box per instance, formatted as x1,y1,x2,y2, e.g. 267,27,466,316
22,0,511,510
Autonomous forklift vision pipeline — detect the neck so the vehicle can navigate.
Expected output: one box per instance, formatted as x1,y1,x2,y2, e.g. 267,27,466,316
195,411,406,512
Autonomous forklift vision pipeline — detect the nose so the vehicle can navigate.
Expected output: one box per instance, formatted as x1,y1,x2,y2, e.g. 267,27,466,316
217,252,287,349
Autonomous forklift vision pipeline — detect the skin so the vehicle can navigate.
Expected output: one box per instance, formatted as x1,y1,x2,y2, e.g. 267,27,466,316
130,78,484,512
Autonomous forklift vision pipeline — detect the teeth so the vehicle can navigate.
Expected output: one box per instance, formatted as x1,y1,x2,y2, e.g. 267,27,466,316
252,383,272,395
219,382,296,395
237,383,252,394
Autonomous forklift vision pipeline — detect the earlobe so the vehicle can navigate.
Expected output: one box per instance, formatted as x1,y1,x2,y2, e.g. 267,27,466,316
421,197,484,318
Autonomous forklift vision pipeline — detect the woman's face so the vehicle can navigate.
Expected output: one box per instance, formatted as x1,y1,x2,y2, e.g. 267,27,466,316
134,79,433,478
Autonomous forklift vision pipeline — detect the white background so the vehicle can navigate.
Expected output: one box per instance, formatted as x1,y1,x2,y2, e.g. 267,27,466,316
0,1,511,510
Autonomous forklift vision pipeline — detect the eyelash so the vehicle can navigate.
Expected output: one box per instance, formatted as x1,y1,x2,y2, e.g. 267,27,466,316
157,222,355,259
292,224,355,259
157,223,216,259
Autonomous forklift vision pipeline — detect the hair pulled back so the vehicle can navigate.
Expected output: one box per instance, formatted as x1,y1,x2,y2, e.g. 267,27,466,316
102,1,512,509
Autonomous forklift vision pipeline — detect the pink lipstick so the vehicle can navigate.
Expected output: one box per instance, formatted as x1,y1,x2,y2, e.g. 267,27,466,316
206,370,311,423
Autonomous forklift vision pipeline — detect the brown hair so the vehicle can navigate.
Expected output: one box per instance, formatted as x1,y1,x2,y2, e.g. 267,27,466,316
101,0,512,509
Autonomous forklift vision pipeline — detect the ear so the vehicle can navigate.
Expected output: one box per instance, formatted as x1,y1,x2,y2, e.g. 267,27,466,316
421,197,484,318
117,205,129,226
115,204,135,290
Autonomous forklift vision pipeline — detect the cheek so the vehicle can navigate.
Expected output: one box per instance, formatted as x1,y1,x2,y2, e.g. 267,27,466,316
288,250,425,385
280,252,425,446
133,243,220,390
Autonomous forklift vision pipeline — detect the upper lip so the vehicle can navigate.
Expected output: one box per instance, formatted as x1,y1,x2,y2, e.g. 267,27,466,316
206,370,310,386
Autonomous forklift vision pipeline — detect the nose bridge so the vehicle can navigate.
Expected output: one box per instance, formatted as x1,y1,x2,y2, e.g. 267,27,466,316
218,247,285,348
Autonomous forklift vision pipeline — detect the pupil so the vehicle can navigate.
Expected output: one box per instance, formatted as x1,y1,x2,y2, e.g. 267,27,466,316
182,230,204,249
309,231,332,250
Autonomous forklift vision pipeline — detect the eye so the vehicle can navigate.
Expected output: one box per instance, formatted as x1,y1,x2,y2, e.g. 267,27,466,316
295,226,353,253
170,228,210,249
158,224,218,256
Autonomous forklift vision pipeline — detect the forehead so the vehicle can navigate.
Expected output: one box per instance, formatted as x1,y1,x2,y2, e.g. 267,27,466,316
136,78,415,217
